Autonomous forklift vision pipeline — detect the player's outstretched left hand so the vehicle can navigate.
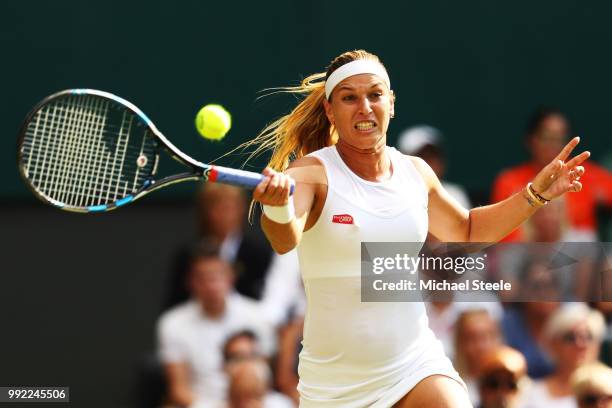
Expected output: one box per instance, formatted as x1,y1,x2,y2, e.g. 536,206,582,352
531,136,590,200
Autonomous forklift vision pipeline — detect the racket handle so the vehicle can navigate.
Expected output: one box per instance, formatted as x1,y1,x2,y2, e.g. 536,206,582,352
207,166,295,195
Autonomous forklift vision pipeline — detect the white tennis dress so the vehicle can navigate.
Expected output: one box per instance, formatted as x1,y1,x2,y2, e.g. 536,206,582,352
297,145,464,407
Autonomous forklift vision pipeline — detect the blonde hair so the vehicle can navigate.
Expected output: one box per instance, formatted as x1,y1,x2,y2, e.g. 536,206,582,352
543,302,606,341
230,50,386,173
571,362,612,396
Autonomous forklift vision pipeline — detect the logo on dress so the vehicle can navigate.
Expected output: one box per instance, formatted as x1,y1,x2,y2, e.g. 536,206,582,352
332,214,354,224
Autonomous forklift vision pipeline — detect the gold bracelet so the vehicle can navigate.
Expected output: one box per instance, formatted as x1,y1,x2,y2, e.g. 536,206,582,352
528,183,550,204
524,183,547,207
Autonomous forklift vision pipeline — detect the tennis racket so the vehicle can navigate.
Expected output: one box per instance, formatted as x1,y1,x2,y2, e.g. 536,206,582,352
17,89,288,213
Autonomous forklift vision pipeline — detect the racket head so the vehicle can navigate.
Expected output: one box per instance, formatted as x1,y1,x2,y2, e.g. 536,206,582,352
17,89,161,212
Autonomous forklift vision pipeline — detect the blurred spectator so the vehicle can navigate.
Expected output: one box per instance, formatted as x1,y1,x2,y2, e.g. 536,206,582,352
518,303,606,408
426,301,503,360
571,362,612,408
502,301,559,379
524,195,569,242
493,199,597,303
454,309,503,406
166,184,274,307
274,316,304,406
157,241,274,407
514,256,563,302
225,359,293,408
223,330,262,371
166,183,304,327
477,346,530,408
491,107,612,242
499,249,569,379
593,302,612,366
397,125,471,209
524,199,596,300
223,331,294,408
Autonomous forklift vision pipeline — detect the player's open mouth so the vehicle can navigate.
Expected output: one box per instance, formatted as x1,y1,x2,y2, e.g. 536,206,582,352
354,121,376,131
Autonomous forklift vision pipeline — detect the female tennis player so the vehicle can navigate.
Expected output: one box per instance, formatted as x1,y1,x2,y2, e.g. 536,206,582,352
250,50,589,407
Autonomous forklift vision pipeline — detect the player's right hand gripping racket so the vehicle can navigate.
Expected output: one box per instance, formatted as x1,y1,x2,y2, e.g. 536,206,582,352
17,89,291,213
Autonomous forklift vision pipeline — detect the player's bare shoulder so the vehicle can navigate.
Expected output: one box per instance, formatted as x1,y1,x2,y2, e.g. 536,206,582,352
402,153,437,192
285,156,327,186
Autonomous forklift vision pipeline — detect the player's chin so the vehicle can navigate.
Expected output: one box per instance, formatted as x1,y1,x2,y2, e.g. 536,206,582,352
353,128,384,146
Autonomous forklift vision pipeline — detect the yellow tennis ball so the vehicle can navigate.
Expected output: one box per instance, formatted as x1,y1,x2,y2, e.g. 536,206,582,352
195,104,232,140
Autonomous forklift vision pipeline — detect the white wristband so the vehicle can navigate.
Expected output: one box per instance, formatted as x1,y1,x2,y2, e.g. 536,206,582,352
263,196,295,224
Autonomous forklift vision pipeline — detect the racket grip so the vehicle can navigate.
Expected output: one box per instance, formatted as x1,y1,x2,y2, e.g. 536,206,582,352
207,166,295,195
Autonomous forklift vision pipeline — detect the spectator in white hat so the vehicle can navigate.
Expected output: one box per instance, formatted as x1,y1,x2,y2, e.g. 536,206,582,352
397,125,471,209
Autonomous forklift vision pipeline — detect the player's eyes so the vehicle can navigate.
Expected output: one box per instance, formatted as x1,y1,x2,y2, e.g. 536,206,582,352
341,92,382,102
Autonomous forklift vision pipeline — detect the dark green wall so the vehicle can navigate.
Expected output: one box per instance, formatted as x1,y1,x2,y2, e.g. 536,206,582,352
2,0,611,203
1,2,612,406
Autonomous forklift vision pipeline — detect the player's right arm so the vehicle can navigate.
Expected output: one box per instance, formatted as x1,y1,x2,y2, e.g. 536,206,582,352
254,157,322,254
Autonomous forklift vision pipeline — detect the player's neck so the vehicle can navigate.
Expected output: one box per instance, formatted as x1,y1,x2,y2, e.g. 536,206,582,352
336,140,391,182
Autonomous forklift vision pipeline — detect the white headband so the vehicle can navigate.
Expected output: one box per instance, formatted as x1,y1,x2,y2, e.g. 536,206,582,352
324,60,391,100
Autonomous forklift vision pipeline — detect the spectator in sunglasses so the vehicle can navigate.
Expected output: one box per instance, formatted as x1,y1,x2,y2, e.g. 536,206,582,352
478,346,530,408
518,303,606,408
571,362,612,408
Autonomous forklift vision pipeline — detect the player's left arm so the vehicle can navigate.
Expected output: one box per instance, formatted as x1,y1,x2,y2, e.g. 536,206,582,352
410,156,470,242
411,137,590,243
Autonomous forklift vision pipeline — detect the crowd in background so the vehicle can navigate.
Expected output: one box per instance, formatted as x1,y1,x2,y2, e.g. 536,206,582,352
154,107,612,408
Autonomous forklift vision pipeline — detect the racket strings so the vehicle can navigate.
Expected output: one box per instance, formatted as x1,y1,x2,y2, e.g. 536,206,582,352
21,95,157,208
25,96,107,205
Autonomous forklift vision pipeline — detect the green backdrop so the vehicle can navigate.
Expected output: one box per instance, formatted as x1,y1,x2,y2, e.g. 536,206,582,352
2,0,611,203
1,2,612,406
